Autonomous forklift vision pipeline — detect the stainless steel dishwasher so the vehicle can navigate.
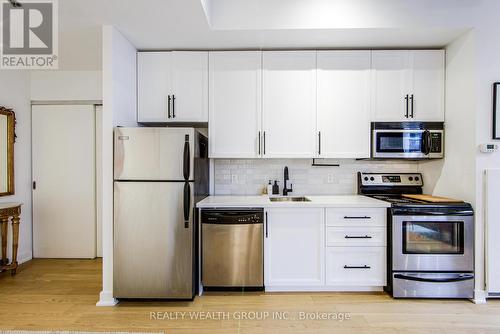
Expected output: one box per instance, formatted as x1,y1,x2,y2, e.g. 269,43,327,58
201,208,264,289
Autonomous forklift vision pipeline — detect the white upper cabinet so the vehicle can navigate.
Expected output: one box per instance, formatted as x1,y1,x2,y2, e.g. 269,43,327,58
371,51,411,122
170,51,208,122
137,52,172,123
262,51,317,158
372,50,444,122
317,51,371,158
209,51,262,158
137,51,208,123
410,50,445,121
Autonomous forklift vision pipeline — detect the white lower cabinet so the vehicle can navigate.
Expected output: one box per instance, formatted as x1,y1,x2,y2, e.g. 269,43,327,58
264,208,325,289
264,207,387,291
326,247,386,286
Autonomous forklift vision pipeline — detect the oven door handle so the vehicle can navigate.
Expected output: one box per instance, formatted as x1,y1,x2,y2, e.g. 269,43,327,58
394,273,474,283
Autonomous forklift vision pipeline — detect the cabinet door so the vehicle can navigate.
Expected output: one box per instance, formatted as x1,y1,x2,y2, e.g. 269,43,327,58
209,51,262,158
371,51,411,121
264,208,325,288
317,51,371,158
262,51,316,158
170,51,208,122
409,50,445,121
137,52,172,123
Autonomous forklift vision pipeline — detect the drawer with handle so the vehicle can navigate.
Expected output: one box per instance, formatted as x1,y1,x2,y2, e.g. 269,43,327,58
326,247,386,286
326,208,385,227
326,227,386,247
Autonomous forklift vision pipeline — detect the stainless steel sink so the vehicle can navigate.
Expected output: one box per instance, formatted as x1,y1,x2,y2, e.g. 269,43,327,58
269,196,311,202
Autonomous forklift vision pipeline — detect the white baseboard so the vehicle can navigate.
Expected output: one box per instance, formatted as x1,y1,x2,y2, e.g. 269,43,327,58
265,286,383,292
18,252,32,265
96,290,118,307
472,289,487,304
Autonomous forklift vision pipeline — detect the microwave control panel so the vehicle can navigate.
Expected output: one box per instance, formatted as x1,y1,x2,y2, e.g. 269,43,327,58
430,133,442,153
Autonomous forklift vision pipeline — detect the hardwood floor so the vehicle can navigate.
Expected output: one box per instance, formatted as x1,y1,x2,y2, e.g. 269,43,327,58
0,259,499,334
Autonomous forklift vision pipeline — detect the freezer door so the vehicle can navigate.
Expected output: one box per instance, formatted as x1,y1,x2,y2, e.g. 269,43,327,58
114,127,194,181
113,181,194,299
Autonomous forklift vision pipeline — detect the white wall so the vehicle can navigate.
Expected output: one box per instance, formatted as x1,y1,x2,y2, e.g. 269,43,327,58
106,29,137,127
420,31,477,203
471,8,500,298
30,71,102,101
98,25,137,307
0,71,33,264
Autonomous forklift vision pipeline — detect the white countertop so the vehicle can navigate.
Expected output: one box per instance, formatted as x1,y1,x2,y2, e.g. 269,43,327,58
196,195,390,208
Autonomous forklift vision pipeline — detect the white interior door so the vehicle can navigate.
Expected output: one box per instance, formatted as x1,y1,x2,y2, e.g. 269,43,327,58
32,104,96,258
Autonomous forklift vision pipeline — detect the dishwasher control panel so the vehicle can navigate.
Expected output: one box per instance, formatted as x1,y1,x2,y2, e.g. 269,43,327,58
201,209,263,224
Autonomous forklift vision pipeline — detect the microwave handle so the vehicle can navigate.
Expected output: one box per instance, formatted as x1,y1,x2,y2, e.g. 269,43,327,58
422,130,431,155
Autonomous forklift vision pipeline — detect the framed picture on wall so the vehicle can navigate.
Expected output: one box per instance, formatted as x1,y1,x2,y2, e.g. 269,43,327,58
494,82,500,139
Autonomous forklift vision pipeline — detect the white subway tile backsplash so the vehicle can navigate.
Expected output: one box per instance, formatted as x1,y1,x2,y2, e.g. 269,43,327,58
213,159,419,196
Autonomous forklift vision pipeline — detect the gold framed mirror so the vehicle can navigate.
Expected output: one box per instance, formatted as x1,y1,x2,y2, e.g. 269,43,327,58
0,107,15,196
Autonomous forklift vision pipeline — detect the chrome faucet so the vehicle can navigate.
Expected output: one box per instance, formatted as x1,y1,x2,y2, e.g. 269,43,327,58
283,166,293,196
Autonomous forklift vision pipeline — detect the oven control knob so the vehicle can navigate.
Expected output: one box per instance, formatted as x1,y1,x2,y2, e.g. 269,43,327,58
370,177,375,181
409,177,414,181
364,177,369,181
415,177,420,181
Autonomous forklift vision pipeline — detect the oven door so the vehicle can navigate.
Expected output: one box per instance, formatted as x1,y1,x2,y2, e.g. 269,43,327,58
392,215,473,272
372,129,443,159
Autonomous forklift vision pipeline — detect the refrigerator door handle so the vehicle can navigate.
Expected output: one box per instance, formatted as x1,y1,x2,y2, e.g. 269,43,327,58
184,182,191,228
183,134,190,181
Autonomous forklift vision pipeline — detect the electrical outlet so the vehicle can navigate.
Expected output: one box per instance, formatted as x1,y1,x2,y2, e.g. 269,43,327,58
327,173,334,184
231,174,238,184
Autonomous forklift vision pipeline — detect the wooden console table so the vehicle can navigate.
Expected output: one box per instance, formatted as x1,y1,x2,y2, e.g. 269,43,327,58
0,203,21,275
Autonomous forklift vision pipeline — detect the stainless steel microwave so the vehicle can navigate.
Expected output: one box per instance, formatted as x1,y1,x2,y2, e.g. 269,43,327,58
371,122,444,159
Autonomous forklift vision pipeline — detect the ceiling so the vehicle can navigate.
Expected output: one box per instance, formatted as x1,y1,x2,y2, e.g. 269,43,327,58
58,0,476,70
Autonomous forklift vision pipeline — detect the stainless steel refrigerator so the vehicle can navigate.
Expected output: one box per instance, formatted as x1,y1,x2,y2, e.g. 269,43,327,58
113,127,209,299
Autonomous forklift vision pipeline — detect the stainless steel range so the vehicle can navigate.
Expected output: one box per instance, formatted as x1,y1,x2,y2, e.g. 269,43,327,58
358,172,474,299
